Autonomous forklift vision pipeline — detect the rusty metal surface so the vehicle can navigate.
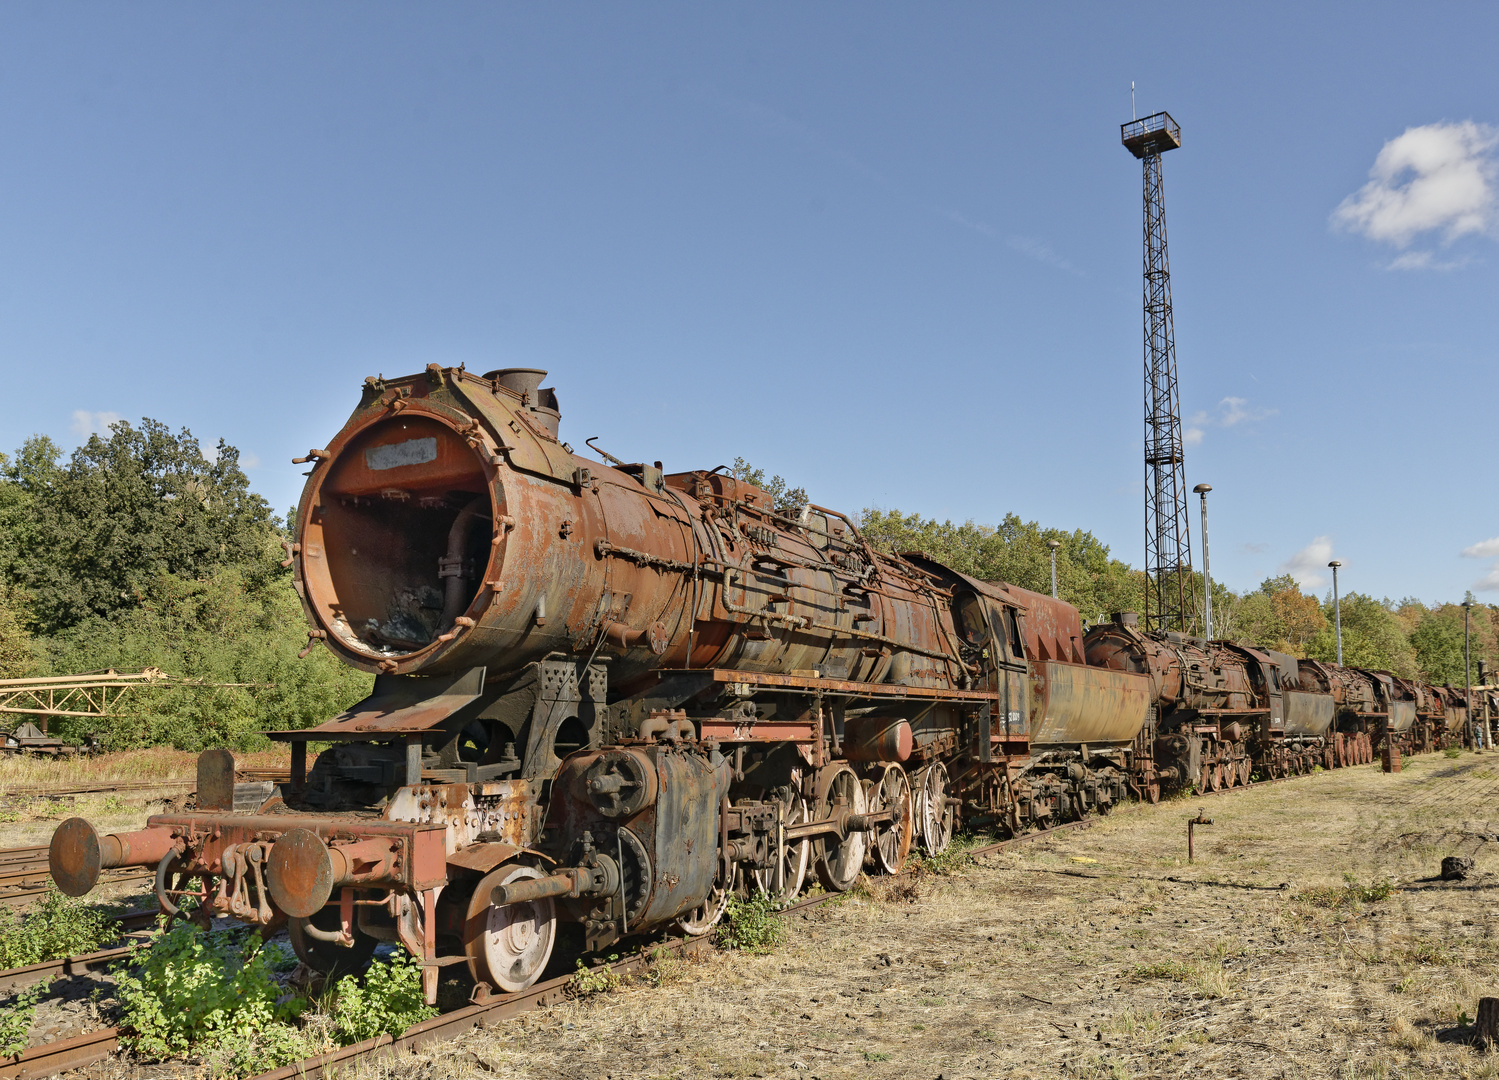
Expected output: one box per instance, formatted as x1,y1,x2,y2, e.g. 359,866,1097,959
1283,690,1336,737
1028,661,1150,747
290,366,972,696
0,1026,118,1079
999,582,1088,665
48,818,100,897
197,747,236,811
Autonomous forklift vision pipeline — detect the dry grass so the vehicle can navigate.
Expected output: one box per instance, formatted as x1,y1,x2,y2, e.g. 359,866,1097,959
0,745,294,791
317,749,1499,1080
0,747,298,848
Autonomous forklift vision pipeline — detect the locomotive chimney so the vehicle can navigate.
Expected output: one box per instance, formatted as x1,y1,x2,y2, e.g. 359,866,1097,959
1113,612,1139,627
485,368,561,438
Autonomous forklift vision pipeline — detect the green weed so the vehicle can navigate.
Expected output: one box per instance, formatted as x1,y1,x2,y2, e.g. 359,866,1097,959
718,893,788,955
0,982,48,1057
112,921,311,1074
570,956,622,996
1445,748,1463,759
325,952,435,1043
0,888,118,969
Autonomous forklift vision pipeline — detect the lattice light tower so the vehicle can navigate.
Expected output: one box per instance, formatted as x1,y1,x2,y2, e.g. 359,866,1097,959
1122,111,1197,634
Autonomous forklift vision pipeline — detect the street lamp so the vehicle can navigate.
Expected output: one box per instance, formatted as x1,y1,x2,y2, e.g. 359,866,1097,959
1047,539,1061,599
1193,484,1213,639
1328,560,1343,666
1463,599,1474,748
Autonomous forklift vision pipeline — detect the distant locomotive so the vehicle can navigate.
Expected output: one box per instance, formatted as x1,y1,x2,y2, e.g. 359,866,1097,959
47,365,1463,1004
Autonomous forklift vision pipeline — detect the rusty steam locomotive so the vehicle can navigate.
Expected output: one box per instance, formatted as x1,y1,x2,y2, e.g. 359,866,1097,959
47,366,1468,1002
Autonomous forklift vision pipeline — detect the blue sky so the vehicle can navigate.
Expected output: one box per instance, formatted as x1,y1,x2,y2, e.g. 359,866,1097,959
0,4,1495,604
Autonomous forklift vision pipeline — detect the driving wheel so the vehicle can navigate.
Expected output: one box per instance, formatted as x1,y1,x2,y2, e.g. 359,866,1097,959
465,864,557,993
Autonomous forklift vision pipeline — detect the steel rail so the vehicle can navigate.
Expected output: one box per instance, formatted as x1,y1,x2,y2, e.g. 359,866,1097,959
0,758,1390,1080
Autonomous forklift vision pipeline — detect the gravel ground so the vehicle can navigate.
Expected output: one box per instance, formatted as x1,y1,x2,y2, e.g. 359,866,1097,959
335,750,1499,1080
39,748,1499,1079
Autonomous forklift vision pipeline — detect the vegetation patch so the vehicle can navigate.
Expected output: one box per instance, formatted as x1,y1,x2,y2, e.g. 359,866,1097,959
1296,873,1396,910
717,893,788,955
0,888,118,969
112,919,434,1076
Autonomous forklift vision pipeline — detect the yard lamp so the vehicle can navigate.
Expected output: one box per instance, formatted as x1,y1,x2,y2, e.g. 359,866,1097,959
1328,560,1344,666
1463,600,1474,748
1047,539,1061,599
1193,484,1213,639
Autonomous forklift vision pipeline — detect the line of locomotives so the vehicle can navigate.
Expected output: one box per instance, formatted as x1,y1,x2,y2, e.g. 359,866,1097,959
47,366,1471,1003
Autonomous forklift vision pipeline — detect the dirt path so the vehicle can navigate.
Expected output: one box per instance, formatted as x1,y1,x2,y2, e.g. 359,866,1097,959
320,750,1499,1080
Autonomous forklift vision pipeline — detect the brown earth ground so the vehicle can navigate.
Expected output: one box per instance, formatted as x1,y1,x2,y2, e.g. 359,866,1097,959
330,749,1499,1080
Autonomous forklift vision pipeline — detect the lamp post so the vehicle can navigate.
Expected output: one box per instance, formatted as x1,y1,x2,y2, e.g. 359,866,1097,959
1328,560,1344,666
1463,599,1474,748
1047,539,1061,599
1193,484,1213,639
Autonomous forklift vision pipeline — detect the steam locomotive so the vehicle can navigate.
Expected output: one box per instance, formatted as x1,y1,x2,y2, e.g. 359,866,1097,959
47,366,1470,1003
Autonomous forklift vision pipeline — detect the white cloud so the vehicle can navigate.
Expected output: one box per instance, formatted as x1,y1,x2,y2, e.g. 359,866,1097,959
1279,536,1336,590
1240,542,1270,555
1331,121,1497,261
1465,536,1499,591
240,452,260,469
1004,235,1083,276
1182,397,1276,446
70,410,122,439
1386,250,1473,271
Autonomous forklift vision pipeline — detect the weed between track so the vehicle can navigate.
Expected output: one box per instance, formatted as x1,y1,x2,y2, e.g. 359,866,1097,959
310,750,1499,1080
0,886,119,969
11,752,1499,1078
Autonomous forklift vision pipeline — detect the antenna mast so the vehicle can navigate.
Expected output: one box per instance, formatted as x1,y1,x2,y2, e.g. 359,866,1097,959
1121,109,1196,634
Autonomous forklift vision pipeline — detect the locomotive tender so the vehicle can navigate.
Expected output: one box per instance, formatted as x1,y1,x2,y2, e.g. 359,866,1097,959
47,366,1463,1002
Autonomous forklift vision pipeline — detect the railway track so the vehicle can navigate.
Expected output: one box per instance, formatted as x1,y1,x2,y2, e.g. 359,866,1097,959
0,765,1348,1080
0,769,289,800
0,818,1099,1080
0,846,153,911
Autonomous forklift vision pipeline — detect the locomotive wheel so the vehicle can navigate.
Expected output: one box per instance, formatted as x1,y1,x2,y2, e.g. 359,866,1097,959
1238,758,1252,786
868,764,913,874
915,762,955,855
289,905,378,981
813,764,868,893
1324,745,1336,771
676,865,734,936
1145,782,1161,804
1209,763,1224,792
465,864,557,993
1197,763,1211,793
751,794,810,903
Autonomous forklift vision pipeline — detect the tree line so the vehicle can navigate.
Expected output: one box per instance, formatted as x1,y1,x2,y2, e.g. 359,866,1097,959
856,510,1497,685
0,422,367,750
0,433,1488,753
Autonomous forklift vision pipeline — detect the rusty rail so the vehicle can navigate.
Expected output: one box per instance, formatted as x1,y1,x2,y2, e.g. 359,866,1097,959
0,764,1374,1080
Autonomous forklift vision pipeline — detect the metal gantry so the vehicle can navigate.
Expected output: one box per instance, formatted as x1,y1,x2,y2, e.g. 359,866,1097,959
1122,111,1196,634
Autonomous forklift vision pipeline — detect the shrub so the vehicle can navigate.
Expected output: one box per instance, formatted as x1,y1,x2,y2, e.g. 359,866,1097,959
718,893,787,955
570,956,622,996
0,889,118,969
327,952,435,1043
112,921,311,1074
0,982,47,1057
